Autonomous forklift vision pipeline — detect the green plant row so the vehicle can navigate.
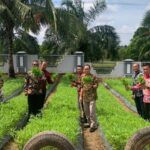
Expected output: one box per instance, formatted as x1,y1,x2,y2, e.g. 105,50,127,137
0,82,53,144
0,94,27,141
104,78,135,106
97,85,150,150
3,77,24,98
14,77,79,150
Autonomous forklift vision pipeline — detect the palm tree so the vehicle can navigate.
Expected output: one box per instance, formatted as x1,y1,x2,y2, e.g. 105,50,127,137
0,0,58,77
89,25,120,60
0,0,31,77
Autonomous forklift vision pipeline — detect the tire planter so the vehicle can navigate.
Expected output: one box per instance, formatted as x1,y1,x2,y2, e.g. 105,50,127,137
23,131,75,150
125,127,150,150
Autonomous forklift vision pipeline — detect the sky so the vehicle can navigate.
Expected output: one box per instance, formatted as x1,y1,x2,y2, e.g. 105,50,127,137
34,0,150,46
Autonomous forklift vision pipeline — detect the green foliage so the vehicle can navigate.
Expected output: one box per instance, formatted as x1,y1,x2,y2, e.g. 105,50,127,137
121,78,129,87
0,94,27,141
137,75,145,84
15,77,79,149
66,73,77,81
82,76,93,84
51,73,58,81
97,86,150,150
31,67,43,78
105,78,134,105
3,77,24,97
126,27,150,61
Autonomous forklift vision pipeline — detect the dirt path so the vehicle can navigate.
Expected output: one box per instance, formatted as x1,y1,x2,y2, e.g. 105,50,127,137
83,127,107,150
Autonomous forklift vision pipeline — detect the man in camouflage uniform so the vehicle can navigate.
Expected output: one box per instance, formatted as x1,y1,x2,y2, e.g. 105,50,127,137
80,64,99,132
71,65,87,123
24,60,43,116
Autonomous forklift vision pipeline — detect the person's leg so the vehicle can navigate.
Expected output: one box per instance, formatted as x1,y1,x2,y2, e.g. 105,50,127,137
134,96,143,117
143,103,149,120
28,94,35,115
83,101,90,126
89,100,97,130
148,103,150,121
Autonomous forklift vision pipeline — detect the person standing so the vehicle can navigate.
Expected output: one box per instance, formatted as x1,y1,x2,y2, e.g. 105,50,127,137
80,64,99,132
24,60,43,116
128,63,150,120
71,65,87,123
131,63,144,117
40,60,53,106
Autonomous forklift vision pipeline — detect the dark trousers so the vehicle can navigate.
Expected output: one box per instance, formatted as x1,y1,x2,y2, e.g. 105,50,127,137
134,96,144,117
28,94,43,116
41,88,46,105
143,103,150,120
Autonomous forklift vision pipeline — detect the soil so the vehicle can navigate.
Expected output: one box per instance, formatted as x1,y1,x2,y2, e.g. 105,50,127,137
2,141,19,150
83,127,107,150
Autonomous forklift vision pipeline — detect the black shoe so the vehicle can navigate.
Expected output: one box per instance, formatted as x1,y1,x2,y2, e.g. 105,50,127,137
89,127,97,132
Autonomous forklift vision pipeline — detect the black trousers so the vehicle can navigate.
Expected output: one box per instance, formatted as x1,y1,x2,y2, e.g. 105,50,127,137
134,96,144,118
143,103,150,120
28,93,43,116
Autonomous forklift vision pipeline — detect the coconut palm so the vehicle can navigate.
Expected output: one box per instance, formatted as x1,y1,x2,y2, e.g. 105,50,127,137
0,0,31,77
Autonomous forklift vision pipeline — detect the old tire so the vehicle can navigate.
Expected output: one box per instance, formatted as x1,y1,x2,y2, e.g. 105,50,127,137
125,127,150,150
23,131,75,150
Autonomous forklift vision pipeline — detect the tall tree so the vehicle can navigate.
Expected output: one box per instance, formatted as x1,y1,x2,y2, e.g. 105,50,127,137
0,0,31,77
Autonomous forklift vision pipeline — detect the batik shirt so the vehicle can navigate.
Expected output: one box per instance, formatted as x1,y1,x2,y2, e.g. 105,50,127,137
81,74,98,102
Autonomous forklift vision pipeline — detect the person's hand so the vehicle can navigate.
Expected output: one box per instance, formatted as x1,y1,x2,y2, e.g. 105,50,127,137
92,84,98,89
125,85,131,90
27,89,33,94
79,97,83,102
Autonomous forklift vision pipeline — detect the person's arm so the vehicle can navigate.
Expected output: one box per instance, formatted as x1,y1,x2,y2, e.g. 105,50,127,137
92,76,99,89
46,72,54,84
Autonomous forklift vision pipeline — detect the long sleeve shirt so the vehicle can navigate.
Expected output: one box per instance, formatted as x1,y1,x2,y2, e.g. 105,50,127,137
131,74,150,103
41,70,53,89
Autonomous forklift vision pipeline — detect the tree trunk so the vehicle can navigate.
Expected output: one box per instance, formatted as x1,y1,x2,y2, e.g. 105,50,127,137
7,25,15,78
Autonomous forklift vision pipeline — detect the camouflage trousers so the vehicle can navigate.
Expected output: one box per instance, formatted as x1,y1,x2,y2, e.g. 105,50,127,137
83,100,97,128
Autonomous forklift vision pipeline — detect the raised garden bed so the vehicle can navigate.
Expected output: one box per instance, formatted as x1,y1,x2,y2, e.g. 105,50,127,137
104,78,134,106
96,85,150,149
14,76,80,150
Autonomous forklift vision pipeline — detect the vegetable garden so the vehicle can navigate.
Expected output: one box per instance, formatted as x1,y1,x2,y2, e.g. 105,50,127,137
0,76,150,150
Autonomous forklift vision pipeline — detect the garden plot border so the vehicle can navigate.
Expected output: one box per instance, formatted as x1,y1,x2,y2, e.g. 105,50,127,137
0,75,61,150
98,124,113,150
2,86,24,103
103,82,137,113
76,122,84,150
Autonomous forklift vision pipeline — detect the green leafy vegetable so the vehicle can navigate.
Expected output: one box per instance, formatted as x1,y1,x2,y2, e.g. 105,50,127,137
31,67,43,78
137,75,145,84
82,76,93,84
67,73,77,81
121,78,129,87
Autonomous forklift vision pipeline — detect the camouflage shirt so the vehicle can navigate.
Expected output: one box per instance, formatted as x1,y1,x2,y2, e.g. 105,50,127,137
81,74,98,102
24,71,43,95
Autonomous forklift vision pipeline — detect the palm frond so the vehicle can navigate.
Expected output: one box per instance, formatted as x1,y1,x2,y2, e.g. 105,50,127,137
85,0,106,25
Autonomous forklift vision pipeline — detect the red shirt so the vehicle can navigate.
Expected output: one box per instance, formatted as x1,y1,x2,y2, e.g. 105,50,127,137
41,70,53,89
